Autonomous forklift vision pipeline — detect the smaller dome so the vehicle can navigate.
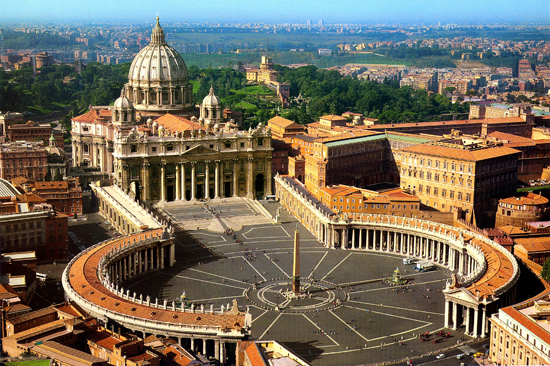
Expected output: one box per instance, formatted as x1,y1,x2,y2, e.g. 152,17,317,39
152,121,159,127
114,94,133,110
159,125,165,131
202,87,220,107
147,118,153,127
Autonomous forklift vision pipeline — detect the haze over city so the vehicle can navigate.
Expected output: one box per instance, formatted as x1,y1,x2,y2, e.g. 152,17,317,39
4,0,550,24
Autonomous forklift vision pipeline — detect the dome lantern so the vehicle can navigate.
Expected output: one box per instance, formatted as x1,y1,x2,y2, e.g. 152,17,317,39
123,17,194,113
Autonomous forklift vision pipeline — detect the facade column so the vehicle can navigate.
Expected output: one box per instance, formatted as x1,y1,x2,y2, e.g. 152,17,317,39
459,252,464,274
142,162,150,201
220,341,226,363
215,341,220,363
233,160,239,197
205,161,210,199
452,302,458,330
265,157,273,195
181,163,186,200
175,163,181,200
138,250,142,274
191,162,196,200
247,158,254,199
352,228,356,249
160,163,166,202
160,246,165,269
473,308,479,338
215,160,220,198
359,229,363,249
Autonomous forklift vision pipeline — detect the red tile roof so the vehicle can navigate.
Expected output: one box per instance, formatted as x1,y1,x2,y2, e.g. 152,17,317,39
154,113,202,133
402,144,520,161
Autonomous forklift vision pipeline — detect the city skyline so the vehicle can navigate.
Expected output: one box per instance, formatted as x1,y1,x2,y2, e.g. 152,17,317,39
5,0,550,24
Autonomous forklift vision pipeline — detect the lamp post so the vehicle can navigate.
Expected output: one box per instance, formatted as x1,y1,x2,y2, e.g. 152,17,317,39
275,293,280,310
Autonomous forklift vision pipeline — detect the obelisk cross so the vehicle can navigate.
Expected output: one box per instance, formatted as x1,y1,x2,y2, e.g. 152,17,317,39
292,225,300,294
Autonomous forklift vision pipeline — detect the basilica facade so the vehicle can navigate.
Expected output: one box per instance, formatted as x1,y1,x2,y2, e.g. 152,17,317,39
71,18,273,201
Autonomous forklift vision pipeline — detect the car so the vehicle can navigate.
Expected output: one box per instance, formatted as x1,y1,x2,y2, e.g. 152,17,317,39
457,354,464,359
436,354,445,359
474,352,484,357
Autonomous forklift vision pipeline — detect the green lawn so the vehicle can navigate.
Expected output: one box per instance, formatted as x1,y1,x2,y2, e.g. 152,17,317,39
235,101,257,109
231,85,273,96
5,360,51,366
517,185,550,192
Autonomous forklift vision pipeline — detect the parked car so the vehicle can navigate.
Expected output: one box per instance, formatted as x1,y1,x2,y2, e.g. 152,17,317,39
436,354,445,359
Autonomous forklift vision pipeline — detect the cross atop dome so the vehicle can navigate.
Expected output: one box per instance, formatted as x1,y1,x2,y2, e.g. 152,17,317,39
151,16,165,45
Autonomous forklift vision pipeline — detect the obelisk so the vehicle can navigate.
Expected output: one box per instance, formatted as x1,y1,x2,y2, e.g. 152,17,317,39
292,225,300,294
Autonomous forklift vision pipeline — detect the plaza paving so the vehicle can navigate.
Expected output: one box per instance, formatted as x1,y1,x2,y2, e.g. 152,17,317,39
127,198,468,366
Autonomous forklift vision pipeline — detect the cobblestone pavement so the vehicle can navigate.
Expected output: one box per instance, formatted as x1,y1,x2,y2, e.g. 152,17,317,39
124,199,470,366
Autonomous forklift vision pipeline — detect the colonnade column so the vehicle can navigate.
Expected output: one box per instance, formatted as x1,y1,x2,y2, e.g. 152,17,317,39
473,308,479,338
352,229,356,249
205,162,210,199
215,161,220,199
481,308,487,337
465,307,471,334
191,163,196,200
144,249,149,271
160,163,166,202
452,302,458,330
170,243,175,266
444,301,451,328
359,229,363,249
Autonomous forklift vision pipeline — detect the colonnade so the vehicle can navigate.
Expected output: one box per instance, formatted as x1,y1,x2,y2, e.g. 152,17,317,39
109,243,174,283
274,174,519,338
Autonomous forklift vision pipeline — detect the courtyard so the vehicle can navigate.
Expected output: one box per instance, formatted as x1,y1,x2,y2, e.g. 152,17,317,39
125,198,467,366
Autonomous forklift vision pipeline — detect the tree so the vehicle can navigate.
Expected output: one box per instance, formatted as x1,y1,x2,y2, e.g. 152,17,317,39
54,168,63,181
44,169,52,182
542,258,550,283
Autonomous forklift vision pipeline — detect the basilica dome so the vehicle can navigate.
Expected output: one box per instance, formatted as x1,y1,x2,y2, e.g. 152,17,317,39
123,17,194,113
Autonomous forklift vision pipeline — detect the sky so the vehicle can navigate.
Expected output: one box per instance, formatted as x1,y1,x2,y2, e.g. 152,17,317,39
3,0,550,24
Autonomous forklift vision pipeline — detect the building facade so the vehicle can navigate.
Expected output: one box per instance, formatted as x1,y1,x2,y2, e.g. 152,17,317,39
495,192,549,228
400,140,520,225
0,141,48,181
490,296,550,366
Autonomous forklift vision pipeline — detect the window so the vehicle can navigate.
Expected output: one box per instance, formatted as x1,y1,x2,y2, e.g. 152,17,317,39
167,146,174,151
225,142,231,149
240,142,245,148
152,147,157,153
131,145,137,153
258,138,263,146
